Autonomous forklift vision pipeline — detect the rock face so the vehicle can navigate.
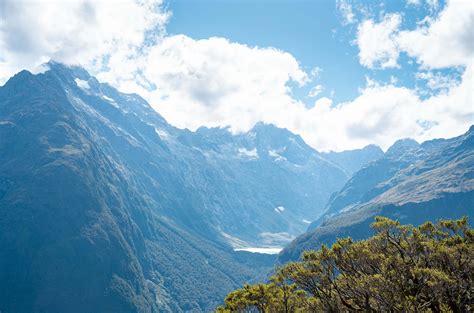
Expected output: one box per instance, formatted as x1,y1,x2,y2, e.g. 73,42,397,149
0,63,380,312
279,126,474,263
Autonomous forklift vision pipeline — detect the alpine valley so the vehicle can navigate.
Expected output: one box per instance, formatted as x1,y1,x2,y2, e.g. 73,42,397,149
0,63,472,312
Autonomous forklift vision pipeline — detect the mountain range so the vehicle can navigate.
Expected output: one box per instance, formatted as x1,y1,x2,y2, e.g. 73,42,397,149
0,62,384,312
279,125,474,263
1,62,471,312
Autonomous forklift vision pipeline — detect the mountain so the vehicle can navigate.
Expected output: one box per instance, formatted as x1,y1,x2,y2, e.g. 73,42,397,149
0,62,381,312
307,138,425,231
279,126,474,263
178,122,354,246
321,144,384,176
0,64,272,312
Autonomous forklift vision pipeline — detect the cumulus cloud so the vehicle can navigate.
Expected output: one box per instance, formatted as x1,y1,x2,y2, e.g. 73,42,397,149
0,0,472,152
298,65,472,150
357,0,474,70
415,70,461,93
104,35,310,133
397,0,474,69
121,33,471,151
356,14,402,69
0,0,170,83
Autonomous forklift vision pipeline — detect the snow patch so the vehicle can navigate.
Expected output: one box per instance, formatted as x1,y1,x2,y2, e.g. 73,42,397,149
102,95,114,102
238,147,258,159
155,128,170,140
246,131,257,139
101,95,119,108
74,78,90,90
268,149,287,161
274,206,285,213
302,219,312,224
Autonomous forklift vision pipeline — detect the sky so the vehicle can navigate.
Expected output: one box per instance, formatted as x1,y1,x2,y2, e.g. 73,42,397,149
0,0,472,151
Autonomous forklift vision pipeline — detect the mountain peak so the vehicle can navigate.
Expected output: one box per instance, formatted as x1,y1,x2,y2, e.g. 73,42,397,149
250,122,284,134
322,144,384,175
386,138,419,155
194,126,233,142
46,60,89,77
249,122,305,145
1,69,35,88
45,61,101,90
363,144,383,152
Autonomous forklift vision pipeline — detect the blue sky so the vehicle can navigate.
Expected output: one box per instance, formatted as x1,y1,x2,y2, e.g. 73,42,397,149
0,0,472,151
165,0,449,104
165,0,361,103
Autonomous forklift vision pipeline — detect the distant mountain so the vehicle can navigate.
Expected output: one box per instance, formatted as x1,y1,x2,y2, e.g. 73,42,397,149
0,63,379,312
279,127,474,263
178,122,353,246
308,138,426,231
321,144,383,176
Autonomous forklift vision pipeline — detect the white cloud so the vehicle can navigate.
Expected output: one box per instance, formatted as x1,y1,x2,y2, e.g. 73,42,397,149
357,0,474,70
406,0,422,6
0,0,472,153
107,35,310,133
337,0,357,25
104,33,470,151
397,0,474,69
310,67,323,79
415,71,460,92
426,0,440,11
298,66,472,150
308,85,324,97
0,0,170,84
356,14,402,69
342,0,472,150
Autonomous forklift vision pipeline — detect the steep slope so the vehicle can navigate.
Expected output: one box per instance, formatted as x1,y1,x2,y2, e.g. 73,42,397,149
0,62,382,312
279,127,474,263
0,65,273,313
308,138,425,230
0,63,387,311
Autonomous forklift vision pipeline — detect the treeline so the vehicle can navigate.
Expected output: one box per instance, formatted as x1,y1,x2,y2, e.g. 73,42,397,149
216,217,473,312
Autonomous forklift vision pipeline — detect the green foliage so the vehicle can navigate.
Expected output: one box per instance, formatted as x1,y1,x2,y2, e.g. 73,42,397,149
216,217,474,312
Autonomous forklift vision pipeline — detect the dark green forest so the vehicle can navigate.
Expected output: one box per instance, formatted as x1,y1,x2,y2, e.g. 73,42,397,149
217,217,473,312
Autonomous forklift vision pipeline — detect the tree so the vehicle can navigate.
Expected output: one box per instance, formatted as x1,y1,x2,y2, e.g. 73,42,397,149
216,216,473,312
